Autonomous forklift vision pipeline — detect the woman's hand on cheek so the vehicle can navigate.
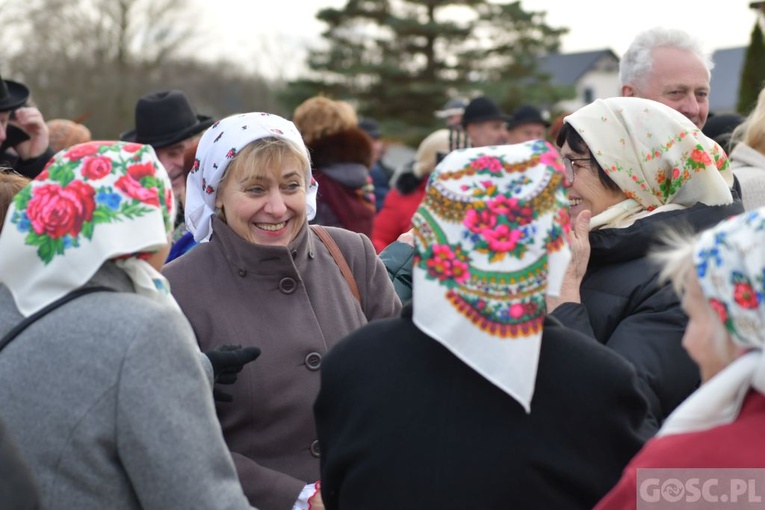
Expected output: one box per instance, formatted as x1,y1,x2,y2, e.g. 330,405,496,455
547,209,591,311
566,209,591,285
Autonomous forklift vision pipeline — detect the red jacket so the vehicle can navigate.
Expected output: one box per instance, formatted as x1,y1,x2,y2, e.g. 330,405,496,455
372,180,427,253
595,390,765,510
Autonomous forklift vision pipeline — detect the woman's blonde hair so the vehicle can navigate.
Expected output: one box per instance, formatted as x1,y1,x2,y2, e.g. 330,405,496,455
651,227,733,359
216,137,310,218
292,96,358,145
651,226,698,296
732,87,765,154
0,169,31,233
413,129,451,178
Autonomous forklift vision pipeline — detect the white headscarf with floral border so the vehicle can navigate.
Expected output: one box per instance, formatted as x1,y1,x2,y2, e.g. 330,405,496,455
659,208,765,436
564,97,734,230
185,112,318,242
0,141,177,316
411,140,571,413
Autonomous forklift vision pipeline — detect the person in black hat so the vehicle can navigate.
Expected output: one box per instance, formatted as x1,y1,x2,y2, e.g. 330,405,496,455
121,90,214,213
358,117,391,211
461,96,510,148
0,75,53,179
506,104,550,144
434,97,468,129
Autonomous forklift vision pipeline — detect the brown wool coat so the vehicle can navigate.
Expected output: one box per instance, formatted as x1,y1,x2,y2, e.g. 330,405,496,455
163,217,401,510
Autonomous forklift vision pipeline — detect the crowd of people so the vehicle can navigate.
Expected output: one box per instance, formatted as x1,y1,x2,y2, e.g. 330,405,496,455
1,25,764,510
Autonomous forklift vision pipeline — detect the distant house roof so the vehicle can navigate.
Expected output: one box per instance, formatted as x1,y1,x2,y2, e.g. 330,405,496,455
537,49,619,86
710,46,747,114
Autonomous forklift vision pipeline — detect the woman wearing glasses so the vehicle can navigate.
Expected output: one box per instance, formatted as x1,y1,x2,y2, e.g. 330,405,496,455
549,97,743,436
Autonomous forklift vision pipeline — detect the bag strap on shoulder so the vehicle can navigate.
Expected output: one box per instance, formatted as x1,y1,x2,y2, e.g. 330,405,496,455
310,225,361,305
0,286,114,354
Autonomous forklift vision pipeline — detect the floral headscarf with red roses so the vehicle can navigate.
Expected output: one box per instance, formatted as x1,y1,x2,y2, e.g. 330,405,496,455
658,208,765,436
0,141,177,316
185,112,318,242
564,97,734,230
411,140,571,413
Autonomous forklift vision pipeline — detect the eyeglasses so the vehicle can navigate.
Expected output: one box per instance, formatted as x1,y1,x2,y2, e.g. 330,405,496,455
562,157,590,186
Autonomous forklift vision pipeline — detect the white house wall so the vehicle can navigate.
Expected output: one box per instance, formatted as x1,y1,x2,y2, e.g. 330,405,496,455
556,70,621,113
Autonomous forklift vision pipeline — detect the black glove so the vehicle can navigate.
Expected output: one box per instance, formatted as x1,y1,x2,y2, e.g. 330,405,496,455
203,344,261,403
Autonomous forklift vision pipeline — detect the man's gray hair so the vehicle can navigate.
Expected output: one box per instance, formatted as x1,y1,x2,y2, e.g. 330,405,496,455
619,27,714,88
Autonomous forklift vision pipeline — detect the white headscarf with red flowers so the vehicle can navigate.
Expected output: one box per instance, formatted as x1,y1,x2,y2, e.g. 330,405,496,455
659,208,765,436
564,97,734,230
411,141,571,413
0,141,177,316
185,112,318,242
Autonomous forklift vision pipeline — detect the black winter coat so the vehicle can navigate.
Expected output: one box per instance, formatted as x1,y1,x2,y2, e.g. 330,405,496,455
551,201,744,434
315,308,648,510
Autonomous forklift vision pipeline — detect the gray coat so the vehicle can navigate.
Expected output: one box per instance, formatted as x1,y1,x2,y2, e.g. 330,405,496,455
163,218,402,510
0,262,254,510
0,416,41,509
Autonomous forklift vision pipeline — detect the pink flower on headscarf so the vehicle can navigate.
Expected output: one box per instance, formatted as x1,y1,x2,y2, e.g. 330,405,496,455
733,282,759,309
115,175,160,207
539,150,564,172
486,195,518,215
691,149,712,166
26,181,96,239
483,224,523,252
471,156,503,174
122,143,143,153
65,143,100,161
464,207,497,233
165,187,174,209
509,303,525,319
426,244,470,284
709,298,729,326
81,156,113,180
127,162,157,181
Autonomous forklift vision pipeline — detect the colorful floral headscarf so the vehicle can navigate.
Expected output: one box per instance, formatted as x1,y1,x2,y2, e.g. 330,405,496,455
565,97,734,229
185,112,318,242
659,208,765,436
696,210,765,349
0,141,176,316
411,140,571,412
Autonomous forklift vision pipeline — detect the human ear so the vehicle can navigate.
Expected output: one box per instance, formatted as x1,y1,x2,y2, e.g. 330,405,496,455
621,84,637,97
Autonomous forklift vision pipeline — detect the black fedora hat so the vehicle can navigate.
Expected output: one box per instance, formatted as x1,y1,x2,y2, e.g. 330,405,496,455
507,104,550,130
461,96,511,128
120,90,214,149
0,75,30,112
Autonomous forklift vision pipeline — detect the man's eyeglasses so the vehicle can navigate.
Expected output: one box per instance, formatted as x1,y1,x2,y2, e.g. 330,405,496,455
562,157,590,186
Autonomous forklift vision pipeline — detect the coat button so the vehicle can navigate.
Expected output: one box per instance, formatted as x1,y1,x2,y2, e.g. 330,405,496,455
238,268,247,277
305,352,322,371
310,439,320,458
279,277,297,294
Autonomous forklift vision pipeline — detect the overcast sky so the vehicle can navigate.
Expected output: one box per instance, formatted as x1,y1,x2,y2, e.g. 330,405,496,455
192,0,761,79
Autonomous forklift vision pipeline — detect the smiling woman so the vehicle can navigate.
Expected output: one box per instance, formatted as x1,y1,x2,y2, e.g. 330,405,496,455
549,97,744,435
215,138,309,247
162,111,402,510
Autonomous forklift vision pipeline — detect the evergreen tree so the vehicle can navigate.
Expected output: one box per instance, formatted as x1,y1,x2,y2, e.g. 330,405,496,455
280,0,570,144
737,20,765,115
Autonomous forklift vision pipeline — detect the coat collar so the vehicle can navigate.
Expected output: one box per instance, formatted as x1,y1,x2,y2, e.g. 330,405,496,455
589,201,745,265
